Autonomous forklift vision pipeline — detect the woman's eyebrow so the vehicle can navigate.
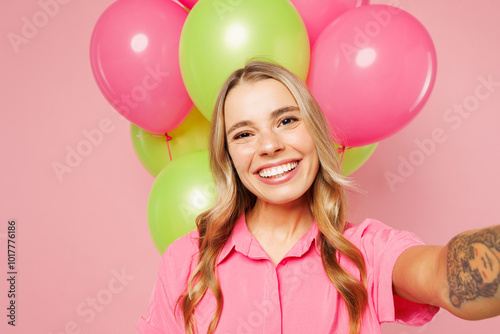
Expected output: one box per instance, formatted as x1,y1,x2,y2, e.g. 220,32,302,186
271,106,300,119
226,120,252,136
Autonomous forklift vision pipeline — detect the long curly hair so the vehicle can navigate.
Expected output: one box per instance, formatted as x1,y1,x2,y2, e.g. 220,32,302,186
177,61,368,334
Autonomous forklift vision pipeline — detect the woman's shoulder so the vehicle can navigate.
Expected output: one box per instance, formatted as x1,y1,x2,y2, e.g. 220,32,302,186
343,218,393,237
162,230,200,265
158,230,200,285
136,231,201,333
341,219,440,326
343,218,425,252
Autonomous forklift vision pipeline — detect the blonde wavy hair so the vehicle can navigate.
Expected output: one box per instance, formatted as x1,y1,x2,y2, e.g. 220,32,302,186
177,61,367,334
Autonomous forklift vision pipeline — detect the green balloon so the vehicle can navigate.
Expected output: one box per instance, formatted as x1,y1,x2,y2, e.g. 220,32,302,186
131,107,211,176
148,150,216,253
179,0,310,120
336,143,378,176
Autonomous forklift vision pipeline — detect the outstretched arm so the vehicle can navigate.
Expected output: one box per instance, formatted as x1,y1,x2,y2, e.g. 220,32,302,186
392,225,500,320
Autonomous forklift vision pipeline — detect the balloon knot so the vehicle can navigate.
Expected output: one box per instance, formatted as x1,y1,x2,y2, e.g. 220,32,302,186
338,146,348,166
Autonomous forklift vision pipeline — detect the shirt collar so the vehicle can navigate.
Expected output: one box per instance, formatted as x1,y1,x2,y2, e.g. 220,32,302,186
217,214,322,265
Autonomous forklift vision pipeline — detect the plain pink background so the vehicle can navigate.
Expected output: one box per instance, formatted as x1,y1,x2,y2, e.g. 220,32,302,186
1,0,500,333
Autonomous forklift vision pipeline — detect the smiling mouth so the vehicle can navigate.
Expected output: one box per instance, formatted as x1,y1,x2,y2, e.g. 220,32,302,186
258,161,298,178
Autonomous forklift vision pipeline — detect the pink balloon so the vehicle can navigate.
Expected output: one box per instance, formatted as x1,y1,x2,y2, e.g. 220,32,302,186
178,0,198,9
308,5,437,147
290,0,369,46
90,0,192,134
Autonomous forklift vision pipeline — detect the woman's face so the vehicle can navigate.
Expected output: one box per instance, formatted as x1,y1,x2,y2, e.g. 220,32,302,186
469,242,500,284
224,79,319,205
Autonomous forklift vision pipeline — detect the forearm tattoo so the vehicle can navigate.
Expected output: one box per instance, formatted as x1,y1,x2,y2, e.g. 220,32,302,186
447,226,500,308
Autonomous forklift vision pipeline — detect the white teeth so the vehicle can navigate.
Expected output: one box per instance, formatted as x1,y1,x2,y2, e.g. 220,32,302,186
258,161,298,178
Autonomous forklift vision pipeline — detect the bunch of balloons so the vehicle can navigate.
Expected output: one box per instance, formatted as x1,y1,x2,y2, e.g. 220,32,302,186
90,0,436,253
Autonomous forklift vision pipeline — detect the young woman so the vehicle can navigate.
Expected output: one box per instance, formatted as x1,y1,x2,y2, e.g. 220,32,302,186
137,61,500,333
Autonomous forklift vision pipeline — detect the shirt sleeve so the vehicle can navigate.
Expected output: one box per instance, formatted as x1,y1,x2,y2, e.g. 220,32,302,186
136,232,199,334
345,219,440,326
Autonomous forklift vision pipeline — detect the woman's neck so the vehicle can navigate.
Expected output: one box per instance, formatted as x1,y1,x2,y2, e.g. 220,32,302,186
245,196,314,244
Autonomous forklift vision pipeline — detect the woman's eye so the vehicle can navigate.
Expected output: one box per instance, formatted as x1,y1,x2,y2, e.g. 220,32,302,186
234,132,251,140
280,117,298,126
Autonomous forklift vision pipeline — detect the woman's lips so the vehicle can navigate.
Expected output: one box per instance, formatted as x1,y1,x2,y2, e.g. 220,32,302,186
255,160,301,185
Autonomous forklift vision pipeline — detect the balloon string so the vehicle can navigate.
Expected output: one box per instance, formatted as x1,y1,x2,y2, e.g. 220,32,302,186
337,146,347,166
165,133,172,161
135,134,173,161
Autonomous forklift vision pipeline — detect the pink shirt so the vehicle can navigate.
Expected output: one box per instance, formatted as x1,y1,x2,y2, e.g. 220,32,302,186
137,216,439,333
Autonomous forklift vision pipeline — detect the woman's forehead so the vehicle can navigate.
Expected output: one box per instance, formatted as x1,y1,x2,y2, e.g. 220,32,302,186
224,79,297,118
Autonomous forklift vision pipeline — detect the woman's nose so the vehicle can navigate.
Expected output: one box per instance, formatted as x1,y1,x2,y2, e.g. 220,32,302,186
257,130,285,156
